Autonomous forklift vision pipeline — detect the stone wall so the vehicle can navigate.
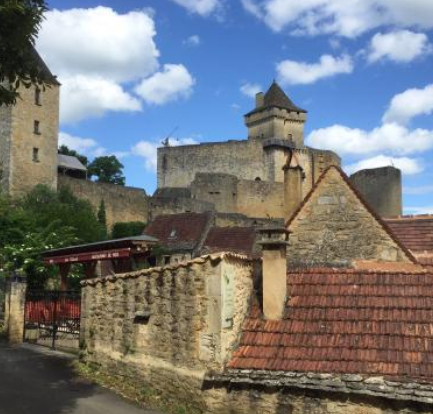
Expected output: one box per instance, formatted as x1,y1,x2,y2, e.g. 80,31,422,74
80,254,253,408
149,196,215,222
1,83,59,197
287,168,412,268
350,167,402,218
203,385,433,414
58,175,149,229
157,139,265,189
190,172,285,219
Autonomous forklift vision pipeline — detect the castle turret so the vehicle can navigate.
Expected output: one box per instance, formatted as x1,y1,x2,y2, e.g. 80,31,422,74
0,47,60,197
244,81,307,148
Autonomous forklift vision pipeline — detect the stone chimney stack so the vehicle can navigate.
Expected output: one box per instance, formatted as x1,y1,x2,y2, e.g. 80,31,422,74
283,161,304,220
258,227,290,320
255,92,264,108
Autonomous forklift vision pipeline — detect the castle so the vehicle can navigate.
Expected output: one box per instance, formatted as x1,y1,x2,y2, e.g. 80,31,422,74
0,51,402,227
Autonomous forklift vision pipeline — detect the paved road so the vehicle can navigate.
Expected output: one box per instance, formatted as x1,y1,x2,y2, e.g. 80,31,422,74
0,342,162,414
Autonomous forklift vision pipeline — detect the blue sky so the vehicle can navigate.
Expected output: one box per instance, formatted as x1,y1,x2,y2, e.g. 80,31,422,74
40,0,433,213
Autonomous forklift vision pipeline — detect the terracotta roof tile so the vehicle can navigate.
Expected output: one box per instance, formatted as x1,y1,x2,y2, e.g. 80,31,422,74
203,227,256,256
145,212,212,251
229,268,433,383
386,216,433,253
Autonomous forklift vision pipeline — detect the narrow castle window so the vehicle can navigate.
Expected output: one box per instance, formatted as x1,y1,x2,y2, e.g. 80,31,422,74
32,148,39,163
35,88,41,105
34,120,41,135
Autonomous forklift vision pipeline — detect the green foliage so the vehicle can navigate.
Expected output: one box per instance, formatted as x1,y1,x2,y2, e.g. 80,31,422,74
0,0,50,106
111,221,146,239
97,200,107,239
58,144,89,167
88,155,125,185
0,185,106,289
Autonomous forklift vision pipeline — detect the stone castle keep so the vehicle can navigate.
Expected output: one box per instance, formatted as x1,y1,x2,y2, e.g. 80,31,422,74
0,51,402,227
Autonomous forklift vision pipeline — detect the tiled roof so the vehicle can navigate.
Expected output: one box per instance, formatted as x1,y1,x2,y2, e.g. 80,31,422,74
145,212,212,251
229,268,433,383
385,216,433,253
203,227,256,256
246,81,306,116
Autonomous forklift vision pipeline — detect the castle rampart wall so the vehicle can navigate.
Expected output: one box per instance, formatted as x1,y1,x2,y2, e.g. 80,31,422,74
58,175,149,229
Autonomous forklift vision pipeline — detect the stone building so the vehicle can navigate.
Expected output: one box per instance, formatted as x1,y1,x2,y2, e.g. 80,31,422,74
0,50,60,197
79,168,433,414
0,50,403,226
156,82,341,219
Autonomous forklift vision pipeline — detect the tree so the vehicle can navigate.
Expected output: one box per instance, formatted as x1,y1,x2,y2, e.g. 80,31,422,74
111,221,146,239
0,185,107,289
0,0,50,106
97,200,107,239
88,155,126,185
58,145,89,167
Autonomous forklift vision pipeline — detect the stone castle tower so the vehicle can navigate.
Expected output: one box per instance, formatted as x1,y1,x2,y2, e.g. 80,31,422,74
0,49,60,197
245,81,307,147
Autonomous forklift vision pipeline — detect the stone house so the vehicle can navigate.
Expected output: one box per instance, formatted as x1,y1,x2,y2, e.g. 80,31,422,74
79,166,433,414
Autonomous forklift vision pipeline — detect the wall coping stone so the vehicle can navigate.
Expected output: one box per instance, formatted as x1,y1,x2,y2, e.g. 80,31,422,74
81,252,254,286
206,369,433,405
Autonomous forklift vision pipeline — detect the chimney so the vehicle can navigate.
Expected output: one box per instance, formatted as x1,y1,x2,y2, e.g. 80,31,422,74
255,92,264,108
258,227,290,320
283,161,304,220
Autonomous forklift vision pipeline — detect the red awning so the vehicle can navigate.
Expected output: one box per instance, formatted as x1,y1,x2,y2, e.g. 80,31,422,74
44,248,132,265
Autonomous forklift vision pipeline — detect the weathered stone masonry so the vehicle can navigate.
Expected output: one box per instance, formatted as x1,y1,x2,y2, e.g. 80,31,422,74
80,253,254,409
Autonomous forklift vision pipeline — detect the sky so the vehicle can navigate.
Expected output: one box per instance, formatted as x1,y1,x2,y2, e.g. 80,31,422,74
39,0,433,214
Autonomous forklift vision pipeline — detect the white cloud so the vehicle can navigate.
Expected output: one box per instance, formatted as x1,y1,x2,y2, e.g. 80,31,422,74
367,30,431,63
240,82,262,98
277,54,353,85
59,132,129,159
170,0,222,16
241,0,433,38
345,155,423,175
60,75,142,123
404,185,433,195
184,35,201,46
134,64,195,105
59,132,98,153
307,123,433,156
405,206,433,215
37,7,159,82
383,84,433,125
132,138,199,171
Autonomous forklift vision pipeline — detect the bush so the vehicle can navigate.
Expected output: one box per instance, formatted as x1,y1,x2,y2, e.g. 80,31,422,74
111,221,146,239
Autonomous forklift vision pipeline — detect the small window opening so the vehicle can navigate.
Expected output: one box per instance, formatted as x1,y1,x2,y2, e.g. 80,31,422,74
32,148,39,163
35,88,41,105
34,120,40,135
164,256,171,265
255,177,261,182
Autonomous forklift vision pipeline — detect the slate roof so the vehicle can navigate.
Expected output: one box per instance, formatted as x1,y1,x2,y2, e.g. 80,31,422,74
145,212,212,251
246,81,306,116
57,154,87,171
203,227,256,256
229,268,433,382
385,216,433,253
30,45,60,85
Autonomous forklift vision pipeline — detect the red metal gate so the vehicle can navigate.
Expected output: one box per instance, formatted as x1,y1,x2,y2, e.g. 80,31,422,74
24,290,81,349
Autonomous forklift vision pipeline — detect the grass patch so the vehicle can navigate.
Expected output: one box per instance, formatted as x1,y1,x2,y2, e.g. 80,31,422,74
73,361,202,414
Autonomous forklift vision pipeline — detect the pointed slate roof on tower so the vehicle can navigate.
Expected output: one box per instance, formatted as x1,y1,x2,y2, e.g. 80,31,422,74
246,81,306,116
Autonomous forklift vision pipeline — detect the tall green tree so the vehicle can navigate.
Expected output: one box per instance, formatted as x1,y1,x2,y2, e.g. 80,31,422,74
88,155,126,185
58,144,89,167
0,0,50,106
